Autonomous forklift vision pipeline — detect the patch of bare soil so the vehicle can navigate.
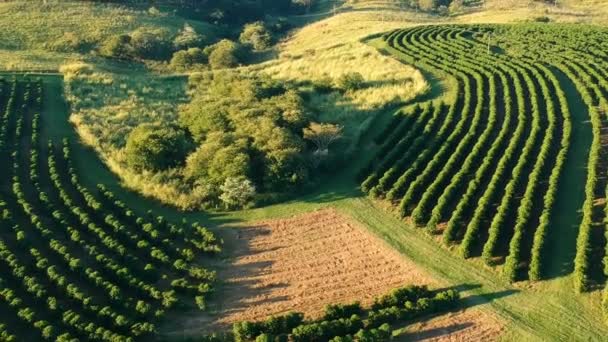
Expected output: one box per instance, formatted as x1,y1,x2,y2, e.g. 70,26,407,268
209,208,437,327
174,208,503,340
397,309,504,342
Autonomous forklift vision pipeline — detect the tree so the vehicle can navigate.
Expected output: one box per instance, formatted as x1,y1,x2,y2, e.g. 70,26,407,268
418,0,437,11
184,132,251,186
173,23,205,50
125,124,192,172
130,27,173,60
219,177,256,209
292,0,313,13
303,122,343,154
239,21,272,51
206,39,241,69
336,72,365,91
170,48,207,71
449,0,464,14
98,34,132,59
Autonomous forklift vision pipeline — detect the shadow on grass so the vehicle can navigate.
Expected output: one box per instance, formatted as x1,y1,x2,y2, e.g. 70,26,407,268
542,67,592,280
391,286,518,341
396,322,474,341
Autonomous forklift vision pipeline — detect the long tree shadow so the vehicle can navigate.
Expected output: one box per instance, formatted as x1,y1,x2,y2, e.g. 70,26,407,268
390,287,518,340
396,322,474,341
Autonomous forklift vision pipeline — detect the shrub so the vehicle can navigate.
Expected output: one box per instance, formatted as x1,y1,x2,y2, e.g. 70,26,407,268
534,16,551,23
324,302,362,321
49,32,89,53
336,72,365,91
219,177,256,209
130,27,173,60
170,48,207,71
99,34,132,59
232,312,303,341
255,334,274,342
206,39,241,69
173,23,205,50
291,315,363,342
311,76,334,93
354,323,391,342
239,21,272,51
371,285,431,310
233,321,264,342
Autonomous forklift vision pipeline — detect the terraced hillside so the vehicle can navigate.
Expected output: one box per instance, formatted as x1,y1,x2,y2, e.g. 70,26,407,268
0,77,220,341
360,23,608,312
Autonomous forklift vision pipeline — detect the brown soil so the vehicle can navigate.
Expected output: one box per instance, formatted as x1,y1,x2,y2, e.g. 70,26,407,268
209,208,437,327
172,208,503,341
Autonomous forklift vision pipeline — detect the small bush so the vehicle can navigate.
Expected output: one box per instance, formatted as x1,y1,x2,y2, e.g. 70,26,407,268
99,34,132,59
324,302,362,321
170,48,207,71
533,16,551,23
49,32,89,53
130,27,173,60
239,21,272,51
312,76,334,93
206,39,241,69
336,72,365,91
173,23,205,50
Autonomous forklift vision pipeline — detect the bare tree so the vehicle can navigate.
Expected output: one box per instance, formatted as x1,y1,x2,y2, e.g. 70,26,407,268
303,122,343,154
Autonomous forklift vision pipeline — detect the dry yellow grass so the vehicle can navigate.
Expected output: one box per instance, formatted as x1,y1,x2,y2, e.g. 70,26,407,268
260,10,429,112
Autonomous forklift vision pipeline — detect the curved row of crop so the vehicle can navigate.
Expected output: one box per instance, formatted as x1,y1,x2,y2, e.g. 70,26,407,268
554,59,604,293
503,64,560,281
478,63,544,263
528,64,572,280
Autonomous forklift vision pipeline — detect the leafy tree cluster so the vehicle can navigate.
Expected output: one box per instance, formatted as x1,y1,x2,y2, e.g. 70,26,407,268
98,20,274,71
99,27,175,60
177,72,313,207
224,284,460,342
409,0,465,15
124,71,342,210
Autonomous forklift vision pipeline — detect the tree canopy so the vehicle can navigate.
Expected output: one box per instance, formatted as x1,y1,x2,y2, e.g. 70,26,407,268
179,72,312,195
124,124,193,172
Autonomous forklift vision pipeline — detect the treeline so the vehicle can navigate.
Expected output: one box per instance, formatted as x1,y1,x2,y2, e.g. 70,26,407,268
36,1,304,71
191,285,460,342
96,20,283,71
78,0,313,20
